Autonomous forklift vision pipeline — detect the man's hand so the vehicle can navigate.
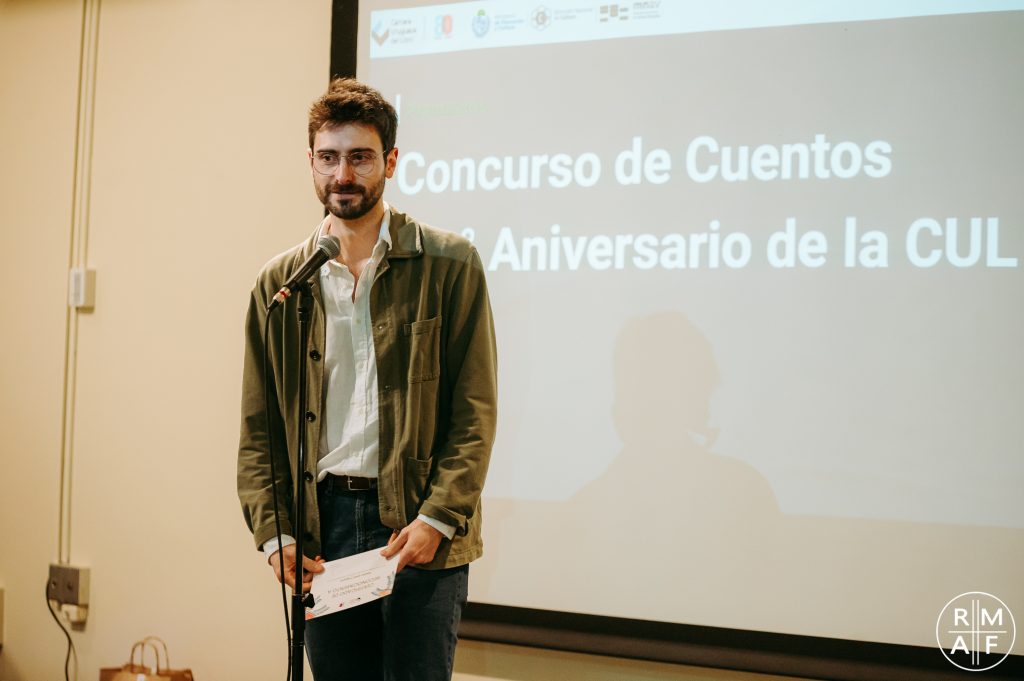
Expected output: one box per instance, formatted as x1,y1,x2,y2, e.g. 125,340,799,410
380,519,444,572
268,544,325,592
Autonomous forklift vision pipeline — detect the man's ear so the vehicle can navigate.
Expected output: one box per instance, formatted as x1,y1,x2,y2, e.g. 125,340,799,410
385,147,399,178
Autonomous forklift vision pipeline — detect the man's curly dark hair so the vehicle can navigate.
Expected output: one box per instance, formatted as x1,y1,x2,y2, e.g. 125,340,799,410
307,77,398,152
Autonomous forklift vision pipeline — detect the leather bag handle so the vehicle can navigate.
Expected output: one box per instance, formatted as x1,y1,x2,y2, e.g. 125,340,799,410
142,635,171,671
128,639,161,674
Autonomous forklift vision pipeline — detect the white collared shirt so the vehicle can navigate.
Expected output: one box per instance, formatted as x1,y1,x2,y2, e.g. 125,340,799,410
316,208,391,479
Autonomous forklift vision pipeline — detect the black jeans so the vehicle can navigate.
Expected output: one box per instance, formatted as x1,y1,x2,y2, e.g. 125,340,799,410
305,481,468,681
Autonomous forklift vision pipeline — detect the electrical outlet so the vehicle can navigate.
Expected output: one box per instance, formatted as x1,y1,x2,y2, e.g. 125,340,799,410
48,564,89,606
60,603,88,628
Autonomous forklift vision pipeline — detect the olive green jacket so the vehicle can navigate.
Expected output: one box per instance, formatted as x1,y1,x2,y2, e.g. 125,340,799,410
237,209,497,569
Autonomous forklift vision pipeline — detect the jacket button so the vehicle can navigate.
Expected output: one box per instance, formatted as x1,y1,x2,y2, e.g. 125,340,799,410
305,411,316,422
309,349,322,361
383,384,390,392
383,505,393,512
304,471,313,482
377,323,385,331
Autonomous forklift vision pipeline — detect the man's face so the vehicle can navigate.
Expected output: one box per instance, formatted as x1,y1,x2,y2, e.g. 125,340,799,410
309,123,397,220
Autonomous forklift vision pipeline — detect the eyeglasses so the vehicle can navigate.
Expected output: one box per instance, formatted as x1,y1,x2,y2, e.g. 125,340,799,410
312,149,388,176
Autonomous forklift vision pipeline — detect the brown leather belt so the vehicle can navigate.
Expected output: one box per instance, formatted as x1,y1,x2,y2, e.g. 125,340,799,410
319,474,377,492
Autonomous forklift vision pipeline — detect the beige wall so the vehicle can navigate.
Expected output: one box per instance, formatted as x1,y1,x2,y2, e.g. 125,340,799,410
1,0,329,678
0,1,82,679
0,2,803,680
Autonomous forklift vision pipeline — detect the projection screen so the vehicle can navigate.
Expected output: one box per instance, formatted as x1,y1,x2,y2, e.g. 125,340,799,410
355,0,1024,651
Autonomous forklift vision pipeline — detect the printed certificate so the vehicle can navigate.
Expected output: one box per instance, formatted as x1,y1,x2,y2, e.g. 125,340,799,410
305,548,397,619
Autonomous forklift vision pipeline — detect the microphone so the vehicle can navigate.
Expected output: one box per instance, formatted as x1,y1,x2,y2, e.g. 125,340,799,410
266,235,342,313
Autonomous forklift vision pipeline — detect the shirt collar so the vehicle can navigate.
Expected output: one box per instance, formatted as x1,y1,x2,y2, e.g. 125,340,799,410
378,201,393,248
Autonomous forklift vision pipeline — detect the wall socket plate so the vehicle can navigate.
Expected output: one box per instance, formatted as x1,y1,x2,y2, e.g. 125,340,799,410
48,564,89,606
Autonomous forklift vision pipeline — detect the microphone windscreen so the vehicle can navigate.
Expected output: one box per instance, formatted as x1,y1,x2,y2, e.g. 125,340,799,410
318,235,342,259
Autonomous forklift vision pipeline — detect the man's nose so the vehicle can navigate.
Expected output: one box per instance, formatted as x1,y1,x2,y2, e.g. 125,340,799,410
333,158,357,182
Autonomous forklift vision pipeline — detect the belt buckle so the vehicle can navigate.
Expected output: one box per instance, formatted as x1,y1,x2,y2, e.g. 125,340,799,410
346,476,371,491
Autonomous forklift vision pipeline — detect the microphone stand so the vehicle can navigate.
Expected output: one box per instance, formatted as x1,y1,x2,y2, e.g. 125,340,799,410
290,282,315,681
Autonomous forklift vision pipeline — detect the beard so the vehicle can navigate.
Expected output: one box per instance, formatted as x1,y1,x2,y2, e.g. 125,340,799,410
316,171,386,220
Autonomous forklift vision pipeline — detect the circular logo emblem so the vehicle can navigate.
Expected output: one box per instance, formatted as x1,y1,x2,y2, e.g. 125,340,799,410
472,9,490,37
531,6,551,31
936,592,1016,671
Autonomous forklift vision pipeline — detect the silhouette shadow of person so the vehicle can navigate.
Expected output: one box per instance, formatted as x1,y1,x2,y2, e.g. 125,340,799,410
564,311,784,621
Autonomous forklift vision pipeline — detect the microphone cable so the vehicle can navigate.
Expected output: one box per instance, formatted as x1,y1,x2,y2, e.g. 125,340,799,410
260,234,338,680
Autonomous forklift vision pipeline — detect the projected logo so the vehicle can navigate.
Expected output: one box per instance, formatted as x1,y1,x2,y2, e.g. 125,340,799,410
599,4,630,22
472,9,490,37
434,14,453,39
371,20,390,46
632,1,662,20
531,6,551,31
936,592,1016,671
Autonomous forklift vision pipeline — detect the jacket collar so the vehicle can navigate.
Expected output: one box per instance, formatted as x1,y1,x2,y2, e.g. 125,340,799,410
384,208,423,259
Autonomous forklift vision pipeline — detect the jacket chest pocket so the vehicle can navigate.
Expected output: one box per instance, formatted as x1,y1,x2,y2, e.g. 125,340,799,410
402,315,441,383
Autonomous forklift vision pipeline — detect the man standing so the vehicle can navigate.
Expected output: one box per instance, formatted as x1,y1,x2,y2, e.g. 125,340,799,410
237,78,497,680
